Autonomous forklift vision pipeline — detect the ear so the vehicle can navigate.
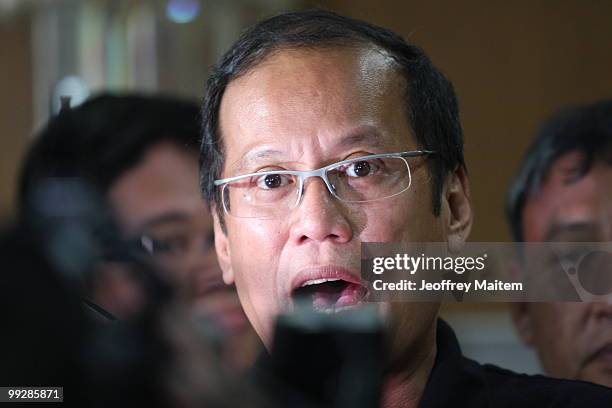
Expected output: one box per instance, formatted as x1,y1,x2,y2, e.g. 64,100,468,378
508,259,535,346
510,301,535,346
444,166,473,252
212,205,234,285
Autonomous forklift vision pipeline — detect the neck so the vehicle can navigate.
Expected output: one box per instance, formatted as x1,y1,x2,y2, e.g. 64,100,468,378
381,330,437,408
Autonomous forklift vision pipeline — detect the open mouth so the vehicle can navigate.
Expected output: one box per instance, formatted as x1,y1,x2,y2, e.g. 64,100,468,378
291,277,368,313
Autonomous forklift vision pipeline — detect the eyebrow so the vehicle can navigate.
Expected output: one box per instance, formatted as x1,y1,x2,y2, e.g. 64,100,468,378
235,129,388,173
544,221,601,241
138,212,191,231
336,130,387,150
235,149,285,173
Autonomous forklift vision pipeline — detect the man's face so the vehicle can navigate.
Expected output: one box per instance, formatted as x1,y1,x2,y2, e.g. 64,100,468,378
515,150,612,387
107,141,250,334
214,47,471,351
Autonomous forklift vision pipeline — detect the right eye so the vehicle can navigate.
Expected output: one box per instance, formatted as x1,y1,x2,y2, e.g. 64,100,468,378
345,160,377,177
256,173,291,189
141,235,188,256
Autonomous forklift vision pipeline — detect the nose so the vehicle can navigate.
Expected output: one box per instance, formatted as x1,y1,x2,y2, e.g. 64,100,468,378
289,176,353,245
591,301,612,319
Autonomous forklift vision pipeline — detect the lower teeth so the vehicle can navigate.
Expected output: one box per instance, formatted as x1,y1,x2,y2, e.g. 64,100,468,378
314,304,358,314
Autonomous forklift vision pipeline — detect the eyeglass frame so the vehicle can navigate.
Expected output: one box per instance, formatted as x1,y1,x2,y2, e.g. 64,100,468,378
547,243,612,301
213,150,435,218
138,231,216,259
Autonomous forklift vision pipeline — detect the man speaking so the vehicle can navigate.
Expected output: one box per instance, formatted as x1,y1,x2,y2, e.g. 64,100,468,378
199,9,612,407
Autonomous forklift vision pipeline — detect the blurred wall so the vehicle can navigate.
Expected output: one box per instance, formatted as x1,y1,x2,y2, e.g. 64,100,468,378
0,13,32,219
317,0,612,241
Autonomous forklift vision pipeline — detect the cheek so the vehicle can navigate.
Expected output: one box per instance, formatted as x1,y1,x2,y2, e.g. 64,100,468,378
531,304,587,352
358,194,442,242
226,219,288,333
228,218,287,262
531,306,561,341
228,220,285,284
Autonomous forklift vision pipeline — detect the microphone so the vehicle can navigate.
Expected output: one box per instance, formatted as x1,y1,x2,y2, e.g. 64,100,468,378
261,304,385,408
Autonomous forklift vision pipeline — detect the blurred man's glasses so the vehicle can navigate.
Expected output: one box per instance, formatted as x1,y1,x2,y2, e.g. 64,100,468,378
549,243,612,301
214,150,434,219
139,229,215,261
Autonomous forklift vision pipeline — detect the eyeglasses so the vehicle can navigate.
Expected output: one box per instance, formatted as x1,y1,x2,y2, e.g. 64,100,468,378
138,229,215,261
214,150,434,219
548,243,612,301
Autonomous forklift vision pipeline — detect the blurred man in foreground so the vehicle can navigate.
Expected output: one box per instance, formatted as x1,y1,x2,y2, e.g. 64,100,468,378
0,204,264,408
508,99,612,387
200,10,612,407
19,94,259,370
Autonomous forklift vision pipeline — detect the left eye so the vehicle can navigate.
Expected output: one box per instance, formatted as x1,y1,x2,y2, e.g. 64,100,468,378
141,235,189,255
345,160,379,177
256,173,292,189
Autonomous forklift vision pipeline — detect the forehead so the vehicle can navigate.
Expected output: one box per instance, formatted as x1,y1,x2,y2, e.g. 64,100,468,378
522,151,612,241
108,141,208,232
218,46,412,171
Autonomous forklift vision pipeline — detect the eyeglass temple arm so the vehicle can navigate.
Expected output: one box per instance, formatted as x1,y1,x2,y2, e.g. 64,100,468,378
399,150,435,157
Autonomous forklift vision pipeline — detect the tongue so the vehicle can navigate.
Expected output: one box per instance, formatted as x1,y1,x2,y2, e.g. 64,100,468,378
295,281,364,311
312,283,346,310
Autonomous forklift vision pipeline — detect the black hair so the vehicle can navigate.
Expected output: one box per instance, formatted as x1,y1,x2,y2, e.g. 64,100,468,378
199,9,465,223
19,93,201,214
506,99,612,241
